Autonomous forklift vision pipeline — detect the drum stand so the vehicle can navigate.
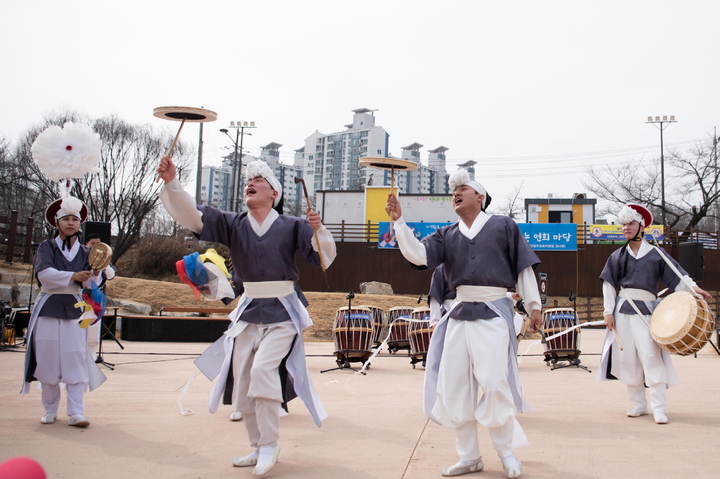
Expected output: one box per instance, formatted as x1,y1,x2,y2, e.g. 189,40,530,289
321,289,366,375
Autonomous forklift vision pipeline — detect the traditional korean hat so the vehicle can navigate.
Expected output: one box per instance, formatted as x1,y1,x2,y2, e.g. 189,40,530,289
31,122,101,226
448,168,492,210
617,203,652,227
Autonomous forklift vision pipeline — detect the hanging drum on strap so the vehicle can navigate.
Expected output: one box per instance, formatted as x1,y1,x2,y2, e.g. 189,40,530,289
650,291,714,356
386,306,413,354
332,306,374,365
408,307,433,368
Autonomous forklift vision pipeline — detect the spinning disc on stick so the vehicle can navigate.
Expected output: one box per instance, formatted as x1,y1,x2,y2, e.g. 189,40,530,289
359,157,419,171
153,106,218,123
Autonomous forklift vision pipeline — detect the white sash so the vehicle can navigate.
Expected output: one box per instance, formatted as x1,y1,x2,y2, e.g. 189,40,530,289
455,285,507,303
243,281,294,298
41,286,81,294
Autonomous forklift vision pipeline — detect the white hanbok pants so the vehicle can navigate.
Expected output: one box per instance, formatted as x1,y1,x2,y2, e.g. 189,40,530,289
33,317,89,416
432,317,516,459
232,321,297,448
613,311,668,412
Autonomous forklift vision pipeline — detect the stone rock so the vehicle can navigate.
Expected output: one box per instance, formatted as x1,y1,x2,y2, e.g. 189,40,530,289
0,284,12,303
359,281,394,295
107,298,152,315
15,284,40,307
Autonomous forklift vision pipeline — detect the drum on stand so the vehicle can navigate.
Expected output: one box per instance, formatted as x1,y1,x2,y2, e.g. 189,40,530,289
541,308,585,370
359,305,386,349
386,306,413,354
408,307,433,368
650,291,714,356
332,306,374,365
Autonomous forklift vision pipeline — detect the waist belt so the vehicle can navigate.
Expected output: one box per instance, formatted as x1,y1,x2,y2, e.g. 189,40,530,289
455,285,507,303
619,288,656,301
244,281,294,299
40,286,81,295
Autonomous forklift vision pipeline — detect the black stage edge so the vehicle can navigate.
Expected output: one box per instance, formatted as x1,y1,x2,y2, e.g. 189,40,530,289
120,317,230,342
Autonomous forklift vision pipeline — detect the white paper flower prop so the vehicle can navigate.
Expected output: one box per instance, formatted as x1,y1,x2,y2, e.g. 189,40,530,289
31,122,102,181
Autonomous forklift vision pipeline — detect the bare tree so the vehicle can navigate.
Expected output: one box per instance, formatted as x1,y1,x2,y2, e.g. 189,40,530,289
583,135,720,231
491,181,525,220
5,111,194,261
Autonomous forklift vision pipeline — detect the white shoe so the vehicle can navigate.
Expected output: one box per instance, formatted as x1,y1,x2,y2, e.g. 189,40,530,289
627,407,649,418
654,412,668,424
441,458,484,476
68,415,90,427
232,450,259,467
253,445,280,476
502,455,522,478
230,411,243,421
40,413,56,424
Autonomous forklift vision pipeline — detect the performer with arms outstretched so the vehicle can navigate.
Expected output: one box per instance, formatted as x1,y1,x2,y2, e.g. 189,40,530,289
157,155,336,476
386,169,542,478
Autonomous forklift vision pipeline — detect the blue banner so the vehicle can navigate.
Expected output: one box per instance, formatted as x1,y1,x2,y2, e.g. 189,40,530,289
518,223,577,251
378,222,451,248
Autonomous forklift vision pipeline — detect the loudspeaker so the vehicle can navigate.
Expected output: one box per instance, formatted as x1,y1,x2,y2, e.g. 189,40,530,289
678,242,704,282
82,221,112,245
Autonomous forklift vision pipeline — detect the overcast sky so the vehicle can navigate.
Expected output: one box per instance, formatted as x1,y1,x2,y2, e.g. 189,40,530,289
2,1,718,212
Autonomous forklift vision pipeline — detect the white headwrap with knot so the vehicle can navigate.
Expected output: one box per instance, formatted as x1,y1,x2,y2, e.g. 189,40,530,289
617,206,645,226
448,169,488,209
245,160,282,207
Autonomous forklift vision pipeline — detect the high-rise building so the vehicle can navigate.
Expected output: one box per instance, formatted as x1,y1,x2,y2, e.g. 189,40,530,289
204,108,452,213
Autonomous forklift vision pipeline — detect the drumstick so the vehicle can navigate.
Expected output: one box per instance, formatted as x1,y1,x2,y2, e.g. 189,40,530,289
612,328,624,351
294,177,330,289
155,117,187,182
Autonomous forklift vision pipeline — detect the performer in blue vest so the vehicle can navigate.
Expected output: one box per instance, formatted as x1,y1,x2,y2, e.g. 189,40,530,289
21,195,113,427
597,204,711,424
386,169,542,478
158,155,336,476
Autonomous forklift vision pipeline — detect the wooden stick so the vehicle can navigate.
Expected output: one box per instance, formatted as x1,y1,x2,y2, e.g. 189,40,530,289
155,117,187,182
294,177,329,289
389,166,395,234
612,328,624,351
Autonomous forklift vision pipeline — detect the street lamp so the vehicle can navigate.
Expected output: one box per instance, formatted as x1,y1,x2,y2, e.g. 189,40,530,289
220,121,256,212
646,115,677,227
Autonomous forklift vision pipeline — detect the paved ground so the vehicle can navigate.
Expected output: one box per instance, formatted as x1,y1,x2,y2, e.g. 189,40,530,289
1,329,719,479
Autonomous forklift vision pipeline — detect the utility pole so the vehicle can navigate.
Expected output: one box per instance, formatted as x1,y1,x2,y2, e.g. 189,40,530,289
646,115,677,228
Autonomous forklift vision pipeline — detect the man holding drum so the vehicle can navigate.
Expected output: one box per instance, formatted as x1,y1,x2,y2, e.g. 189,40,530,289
386,169,542,478
598,204,712,424
158,155,336,475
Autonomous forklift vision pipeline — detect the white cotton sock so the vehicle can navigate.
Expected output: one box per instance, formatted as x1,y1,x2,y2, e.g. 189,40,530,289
502,454,519,467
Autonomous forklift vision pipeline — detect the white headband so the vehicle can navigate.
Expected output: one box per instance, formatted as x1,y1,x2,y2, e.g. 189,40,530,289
448,169,488,209
244,160,282,207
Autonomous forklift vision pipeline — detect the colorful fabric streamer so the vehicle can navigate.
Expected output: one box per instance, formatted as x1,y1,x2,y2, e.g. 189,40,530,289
176,250,235,302
177,259,202,300
75,282,107,329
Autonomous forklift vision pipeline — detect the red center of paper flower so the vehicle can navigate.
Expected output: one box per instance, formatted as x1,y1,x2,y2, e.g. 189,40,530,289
66,145,73,151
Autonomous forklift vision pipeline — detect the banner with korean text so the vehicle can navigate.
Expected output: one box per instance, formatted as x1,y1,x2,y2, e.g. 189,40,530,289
517,223,577,251
588,224,664,241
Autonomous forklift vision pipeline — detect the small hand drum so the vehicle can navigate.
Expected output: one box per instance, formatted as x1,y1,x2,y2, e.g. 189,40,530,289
88,243,112,271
